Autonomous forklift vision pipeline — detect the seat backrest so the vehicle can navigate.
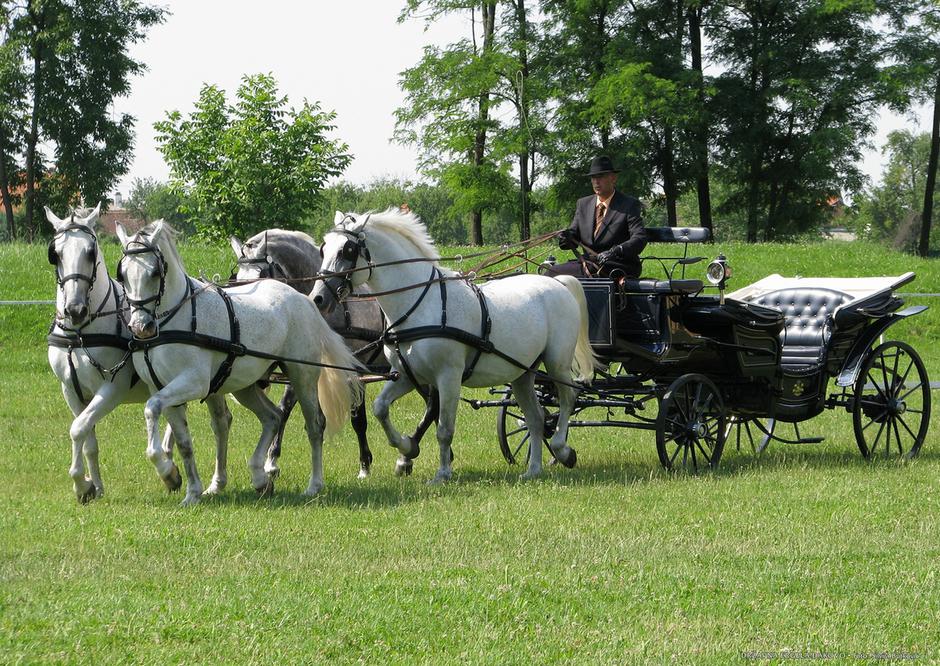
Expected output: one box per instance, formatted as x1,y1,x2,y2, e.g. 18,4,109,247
752,288,852,348
644,226,711,243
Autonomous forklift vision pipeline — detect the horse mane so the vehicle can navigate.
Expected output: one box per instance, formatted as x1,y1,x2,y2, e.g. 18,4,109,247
352,208,439,262
137,220,184,272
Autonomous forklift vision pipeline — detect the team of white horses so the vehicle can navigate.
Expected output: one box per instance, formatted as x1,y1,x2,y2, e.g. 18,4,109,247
46,205,596,505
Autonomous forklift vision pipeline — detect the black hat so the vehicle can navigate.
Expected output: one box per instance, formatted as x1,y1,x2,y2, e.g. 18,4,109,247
584,155,620,177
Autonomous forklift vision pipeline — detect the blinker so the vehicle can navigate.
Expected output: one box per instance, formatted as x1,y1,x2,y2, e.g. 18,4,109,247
341,239,359,262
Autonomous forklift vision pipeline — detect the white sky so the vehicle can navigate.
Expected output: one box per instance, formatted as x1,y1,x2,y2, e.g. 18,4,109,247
113,1,933,199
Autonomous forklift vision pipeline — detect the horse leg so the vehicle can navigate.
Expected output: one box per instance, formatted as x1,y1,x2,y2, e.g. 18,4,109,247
409,387,440,446
543,348,579,468
372,376,421,476
143,378,208,501
232,385,283,495
428,373,462,485
266,384,296,479
283,366,327,497
61,381,126,502
510,373,547,480
351,402,372,479
161,404,204,506
203,394,233,496
60,385,95,503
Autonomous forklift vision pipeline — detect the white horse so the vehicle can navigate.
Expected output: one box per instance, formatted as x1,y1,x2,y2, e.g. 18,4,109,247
116,221,362,505
312,209,597,482
45,205,231,502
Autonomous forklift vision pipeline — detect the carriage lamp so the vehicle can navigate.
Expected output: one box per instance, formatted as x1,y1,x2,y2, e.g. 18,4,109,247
706,254,732,302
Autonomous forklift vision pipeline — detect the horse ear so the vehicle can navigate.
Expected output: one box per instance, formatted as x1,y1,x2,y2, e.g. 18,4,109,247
80,202,101,229
115,223,130,247
333,211,345,226
229,236,244,257
45,206,65,231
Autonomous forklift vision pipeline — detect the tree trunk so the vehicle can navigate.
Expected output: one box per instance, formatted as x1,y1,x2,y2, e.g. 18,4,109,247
919,67,940,258
0,143,14,240
515,0,531,241
746,154,761,242
687,3,713,235
470,1,496,246
662,126,678,227
24,5,45,239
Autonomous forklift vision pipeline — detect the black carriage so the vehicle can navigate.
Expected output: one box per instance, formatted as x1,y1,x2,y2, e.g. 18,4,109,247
474,227,932,471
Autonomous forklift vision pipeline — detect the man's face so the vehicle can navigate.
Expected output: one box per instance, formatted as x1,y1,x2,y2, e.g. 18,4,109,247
590,172,617,198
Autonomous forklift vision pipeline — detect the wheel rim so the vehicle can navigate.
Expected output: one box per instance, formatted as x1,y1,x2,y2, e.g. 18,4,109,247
496,403,556,465
656,374,726,471
853,341,931,460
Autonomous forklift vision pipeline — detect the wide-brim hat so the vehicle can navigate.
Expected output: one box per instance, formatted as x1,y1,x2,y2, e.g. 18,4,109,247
584,155,620,177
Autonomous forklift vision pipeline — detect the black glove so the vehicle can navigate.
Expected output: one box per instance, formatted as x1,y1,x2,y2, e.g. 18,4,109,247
557,229,576,250
595,249,618,265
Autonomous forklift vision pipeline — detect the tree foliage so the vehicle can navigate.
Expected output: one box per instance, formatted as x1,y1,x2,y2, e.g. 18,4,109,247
0,0,165,240
154,74,351,242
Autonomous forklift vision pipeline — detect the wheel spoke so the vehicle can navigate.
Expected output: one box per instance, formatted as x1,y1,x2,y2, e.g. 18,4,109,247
898,382,924,403
869,418,887,456
505,425,528,438
892,418,905,456
669,441,684,466
896,413,920,442
892,357,914,398
890,349,902,395
696,438,713,463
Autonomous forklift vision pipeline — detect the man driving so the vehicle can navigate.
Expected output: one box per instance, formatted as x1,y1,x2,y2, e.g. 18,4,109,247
548,155,647,279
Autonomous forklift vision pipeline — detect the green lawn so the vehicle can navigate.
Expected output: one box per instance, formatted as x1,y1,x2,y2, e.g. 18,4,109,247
1,238,938,663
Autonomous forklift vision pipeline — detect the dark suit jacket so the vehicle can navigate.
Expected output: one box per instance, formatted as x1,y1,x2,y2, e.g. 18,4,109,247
567,190,647,277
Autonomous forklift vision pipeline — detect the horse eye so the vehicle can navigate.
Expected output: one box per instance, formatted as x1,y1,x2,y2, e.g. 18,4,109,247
149,266,160,278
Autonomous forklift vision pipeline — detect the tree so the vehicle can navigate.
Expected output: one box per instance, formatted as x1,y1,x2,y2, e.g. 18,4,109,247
0,0,165,239
125,177,194,233
154,74,352,242
397,1,512,244
707,0,927,242
855,130,938,252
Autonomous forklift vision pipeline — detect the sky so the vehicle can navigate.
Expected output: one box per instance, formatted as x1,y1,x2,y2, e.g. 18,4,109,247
113,1,934,201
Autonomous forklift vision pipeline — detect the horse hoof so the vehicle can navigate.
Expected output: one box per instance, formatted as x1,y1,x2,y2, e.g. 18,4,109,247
357,466,370,480
163,465,183,492
76,486,96,504
519,469,541,481
427,471,452,485
180,493,201,507
303,482,323,498
560,447,577,469
404,437,420,460
203,483,224,496
255,479,275,497
395,459,414,477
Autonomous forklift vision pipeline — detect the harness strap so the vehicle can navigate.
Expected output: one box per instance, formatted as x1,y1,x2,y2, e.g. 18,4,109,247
205,285,241,399
139,278,197,392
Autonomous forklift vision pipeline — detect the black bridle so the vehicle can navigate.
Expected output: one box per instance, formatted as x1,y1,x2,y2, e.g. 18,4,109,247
116,236,170,328
317,215,374,303
48,220,100,290
233,231,287,280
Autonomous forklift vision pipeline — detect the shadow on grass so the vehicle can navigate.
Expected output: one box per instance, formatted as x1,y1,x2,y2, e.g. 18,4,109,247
185,442,940,511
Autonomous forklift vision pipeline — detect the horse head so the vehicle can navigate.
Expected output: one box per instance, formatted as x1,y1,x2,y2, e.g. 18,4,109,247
230,229,321,285
45,203,102,327
116,220,180,340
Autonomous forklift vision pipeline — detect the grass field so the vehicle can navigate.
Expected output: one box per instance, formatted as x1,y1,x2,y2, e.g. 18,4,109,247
1,237,939,663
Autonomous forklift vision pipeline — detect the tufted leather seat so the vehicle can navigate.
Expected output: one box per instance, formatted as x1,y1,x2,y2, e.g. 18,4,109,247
751,288,852,368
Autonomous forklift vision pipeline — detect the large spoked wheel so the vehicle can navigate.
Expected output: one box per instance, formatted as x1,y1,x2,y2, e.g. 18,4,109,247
496,399,556,465
853,340,931,460
656,373,727,471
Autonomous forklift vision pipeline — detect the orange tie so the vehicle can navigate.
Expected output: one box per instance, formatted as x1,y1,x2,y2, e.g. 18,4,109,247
594,202,606,239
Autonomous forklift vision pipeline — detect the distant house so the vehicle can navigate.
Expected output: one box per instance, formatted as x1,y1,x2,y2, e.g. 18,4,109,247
98,192,146,236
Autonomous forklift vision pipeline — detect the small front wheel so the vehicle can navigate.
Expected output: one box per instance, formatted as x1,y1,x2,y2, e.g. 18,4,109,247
853,340,931,459
656,374,727,471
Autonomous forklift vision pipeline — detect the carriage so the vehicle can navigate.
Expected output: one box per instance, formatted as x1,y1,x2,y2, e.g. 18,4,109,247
470,227,932,472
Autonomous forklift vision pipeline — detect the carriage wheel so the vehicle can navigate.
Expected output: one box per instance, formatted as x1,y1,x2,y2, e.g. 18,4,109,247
496,401,556,465
853,341,931,460
656,373,727,471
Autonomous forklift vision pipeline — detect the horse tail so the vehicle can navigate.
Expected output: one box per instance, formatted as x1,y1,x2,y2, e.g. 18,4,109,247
314,313,365,438
553,275,599,385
